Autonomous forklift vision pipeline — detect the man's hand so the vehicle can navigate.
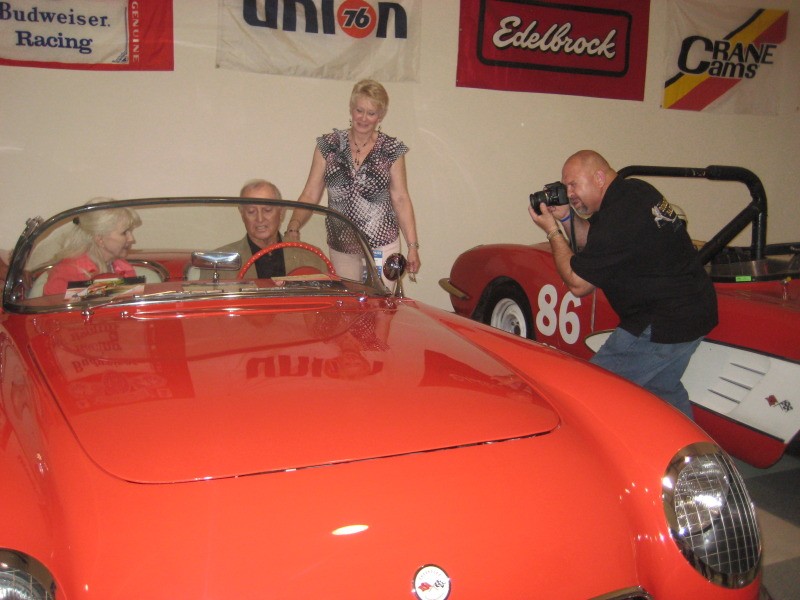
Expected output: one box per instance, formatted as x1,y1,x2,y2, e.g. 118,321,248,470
549,203,570,222
528,203,558,235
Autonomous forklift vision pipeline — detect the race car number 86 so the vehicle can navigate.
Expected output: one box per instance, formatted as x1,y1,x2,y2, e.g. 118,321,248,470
536,284,581,345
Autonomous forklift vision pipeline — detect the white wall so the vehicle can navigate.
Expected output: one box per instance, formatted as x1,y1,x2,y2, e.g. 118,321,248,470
1,0,798,310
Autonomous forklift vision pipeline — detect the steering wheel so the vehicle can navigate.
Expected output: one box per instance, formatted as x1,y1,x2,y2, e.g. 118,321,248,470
238,241,335,279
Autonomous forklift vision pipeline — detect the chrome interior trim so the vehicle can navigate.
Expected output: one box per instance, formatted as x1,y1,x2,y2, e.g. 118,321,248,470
128,258,170,282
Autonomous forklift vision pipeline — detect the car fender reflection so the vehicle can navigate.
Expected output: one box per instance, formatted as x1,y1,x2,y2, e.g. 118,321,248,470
246,354,384,379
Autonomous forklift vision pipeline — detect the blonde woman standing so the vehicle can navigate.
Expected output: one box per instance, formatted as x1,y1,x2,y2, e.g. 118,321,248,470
287,79,421,284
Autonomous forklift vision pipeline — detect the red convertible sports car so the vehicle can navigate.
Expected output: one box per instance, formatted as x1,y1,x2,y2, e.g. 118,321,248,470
1,197,767,598
441,165,799,470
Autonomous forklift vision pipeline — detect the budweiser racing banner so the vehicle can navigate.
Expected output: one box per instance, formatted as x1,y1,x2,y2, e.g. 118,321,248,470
217,0,420,81
663,0,791,114
457,0,651,101
0,0,173,71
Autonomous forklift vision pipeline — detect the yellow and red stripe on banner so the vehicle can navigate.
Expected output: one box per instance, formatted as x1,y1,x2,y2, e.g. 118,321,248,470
663,9,788,111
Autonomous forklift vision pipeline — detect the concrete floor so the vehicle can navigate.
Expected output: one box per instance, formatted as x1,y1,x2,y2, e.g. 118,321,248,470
735,452,800,600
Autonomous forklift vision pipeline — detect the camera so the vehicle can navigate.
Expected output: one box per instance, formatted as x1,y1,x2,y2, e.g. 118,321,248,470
529,182,569,215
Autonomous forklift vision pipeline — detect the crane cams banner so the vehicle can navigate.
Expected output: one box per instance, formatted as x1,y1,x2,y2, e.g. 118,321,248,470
663,0,791,114
217,0,420,81
0,0,173,70
457,0,651,101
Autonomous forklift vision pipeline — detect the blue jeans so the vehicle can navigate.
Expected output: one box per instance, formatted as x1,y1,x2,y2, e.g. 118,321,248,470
590,326,701,419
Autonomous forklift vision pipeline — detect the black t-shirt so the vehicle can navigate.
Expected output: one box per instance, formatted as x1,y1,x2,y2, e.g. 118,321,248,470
570,176,718,343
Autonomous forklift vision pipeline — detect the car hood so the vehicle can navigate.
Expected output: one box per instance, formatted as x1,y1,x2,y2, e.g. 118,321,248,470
30,300,559,483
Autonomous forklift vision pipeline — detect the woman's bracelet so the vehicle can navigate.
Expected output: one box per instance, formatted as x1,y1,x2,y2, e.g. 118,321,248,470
546,229,563,241
286,228,299,234
408,242,420,249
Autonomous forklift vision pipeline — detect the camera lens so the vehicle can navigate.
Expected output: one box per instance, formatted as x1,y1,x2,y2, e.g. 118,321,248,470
529,192,543,215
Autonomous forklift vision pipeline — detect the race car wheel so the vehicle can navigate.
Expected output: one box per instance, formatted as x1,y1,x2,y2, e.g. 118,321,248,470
484,283,534,339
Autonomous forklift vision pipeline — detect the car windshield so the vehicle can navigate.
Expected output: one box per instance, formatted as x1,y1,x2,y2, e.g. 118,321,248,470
3,198,391,313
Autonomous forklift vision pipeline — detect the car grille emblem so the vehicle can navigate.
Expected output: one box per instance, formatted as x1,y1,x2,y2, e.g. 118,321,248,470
413,565,451,600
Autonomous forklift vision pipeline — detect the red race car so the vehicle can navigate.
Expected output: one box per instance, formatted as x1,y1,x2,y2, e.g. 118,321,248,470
1,197,766,598
442,165,799,470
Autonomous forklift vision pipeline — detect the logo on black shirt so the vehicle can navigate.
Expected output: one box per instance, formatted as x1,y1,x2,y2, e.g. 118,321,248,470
651,198,684,231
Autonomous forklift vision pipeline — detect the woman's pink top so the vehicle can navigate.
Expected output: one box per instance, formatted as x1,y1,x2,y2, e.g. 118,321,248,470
43,254,137,296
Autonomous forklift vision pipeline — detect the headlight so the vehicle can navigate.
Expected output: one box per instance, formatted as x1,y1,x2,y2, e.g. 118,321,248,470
0,549,56,600
662,442,761,588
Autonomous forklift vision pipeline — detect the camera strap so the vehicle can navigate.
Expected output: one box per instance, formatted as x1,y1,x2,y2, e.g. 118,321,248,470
567,207,578,251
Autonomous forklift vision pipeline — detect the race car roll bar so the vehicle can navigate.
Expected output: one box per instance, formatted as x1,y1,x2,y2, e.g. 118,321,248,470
618,165,768,264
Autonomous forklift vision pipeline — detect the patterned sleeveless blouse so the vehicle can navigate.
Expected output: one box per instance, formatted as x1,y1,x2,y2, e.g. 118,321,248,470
316,128,409,253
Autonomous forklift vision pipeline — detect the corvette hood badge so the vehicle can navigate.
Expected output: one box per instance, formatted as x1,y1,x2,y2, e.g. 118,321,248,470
413,564,451,600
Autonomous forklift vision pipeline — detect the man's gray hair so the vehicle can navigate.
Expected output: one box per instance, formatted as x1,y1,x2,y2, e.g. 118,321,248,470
240,179,282,199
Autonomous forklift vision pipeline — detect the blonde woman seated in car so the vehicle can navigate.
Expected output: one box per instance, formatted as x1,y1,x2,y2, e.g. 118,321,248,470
43,200,141,296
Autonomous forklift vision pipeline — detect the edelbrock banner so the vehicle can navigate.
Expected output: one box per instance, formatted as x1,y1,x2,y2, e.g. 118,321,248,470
0,0,173,70
217,0,420,81
457,0,651,101
663,0,791,114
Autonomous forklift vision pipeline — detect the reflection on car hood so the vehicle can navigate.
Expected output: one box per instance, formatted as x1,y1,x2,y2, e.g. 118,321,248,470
31,300,559,483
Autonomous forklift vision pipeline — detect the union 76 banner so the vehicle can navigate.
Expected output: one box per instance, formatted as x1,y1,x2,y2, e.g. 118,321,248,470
0,0,173,71
663,0,791,114
217,0,420,82
457,0,651,101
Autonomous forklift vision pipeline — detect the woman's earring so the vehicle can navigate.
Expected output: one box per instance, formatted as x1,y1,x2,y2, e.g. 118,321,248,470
349,119,353,128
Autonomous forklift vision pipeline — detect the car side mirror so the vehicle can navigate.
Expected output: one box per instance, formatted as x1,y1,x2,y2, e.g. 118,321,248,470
383,253,406,282
382,253,408,297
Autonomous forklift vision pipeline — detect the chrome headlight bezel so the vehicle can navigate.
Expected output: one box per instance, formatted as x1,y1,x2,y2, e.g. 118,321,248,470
662,442,761,588
0,549,56,600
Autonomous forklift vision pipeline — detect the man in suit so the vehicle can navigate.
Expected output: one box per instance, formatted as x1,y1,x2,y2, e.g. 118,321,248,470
200,179,327,280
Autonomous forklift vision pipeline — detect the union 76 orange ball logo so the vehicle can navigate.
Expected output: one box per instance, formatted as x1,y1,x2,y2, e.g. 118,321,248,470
337,0,377,38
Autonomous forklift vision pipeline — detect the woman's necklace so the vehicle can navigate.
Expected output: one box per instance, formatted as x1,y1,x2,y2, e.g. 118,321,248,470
350,130,373,167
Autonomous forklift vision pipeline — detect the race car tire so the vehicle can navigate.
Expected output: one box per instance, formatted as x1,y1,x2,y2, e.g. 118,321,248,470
484,283,534,340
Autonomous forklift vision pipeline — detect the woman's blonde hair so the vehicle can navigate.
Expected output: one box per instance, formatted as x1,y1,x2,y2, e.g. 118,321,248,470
349,79,389,117
54,198,141,271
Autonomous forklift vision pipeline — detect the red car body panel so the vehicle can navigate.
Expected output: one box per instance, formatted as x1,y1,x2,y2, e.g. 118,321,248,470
29,300,560,482
449,242,800,356
0,299,762,598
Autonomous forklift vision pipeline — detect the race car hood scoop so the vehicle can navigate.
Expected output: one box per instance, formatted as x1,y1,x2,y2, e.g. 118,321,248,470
31,301,559,483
